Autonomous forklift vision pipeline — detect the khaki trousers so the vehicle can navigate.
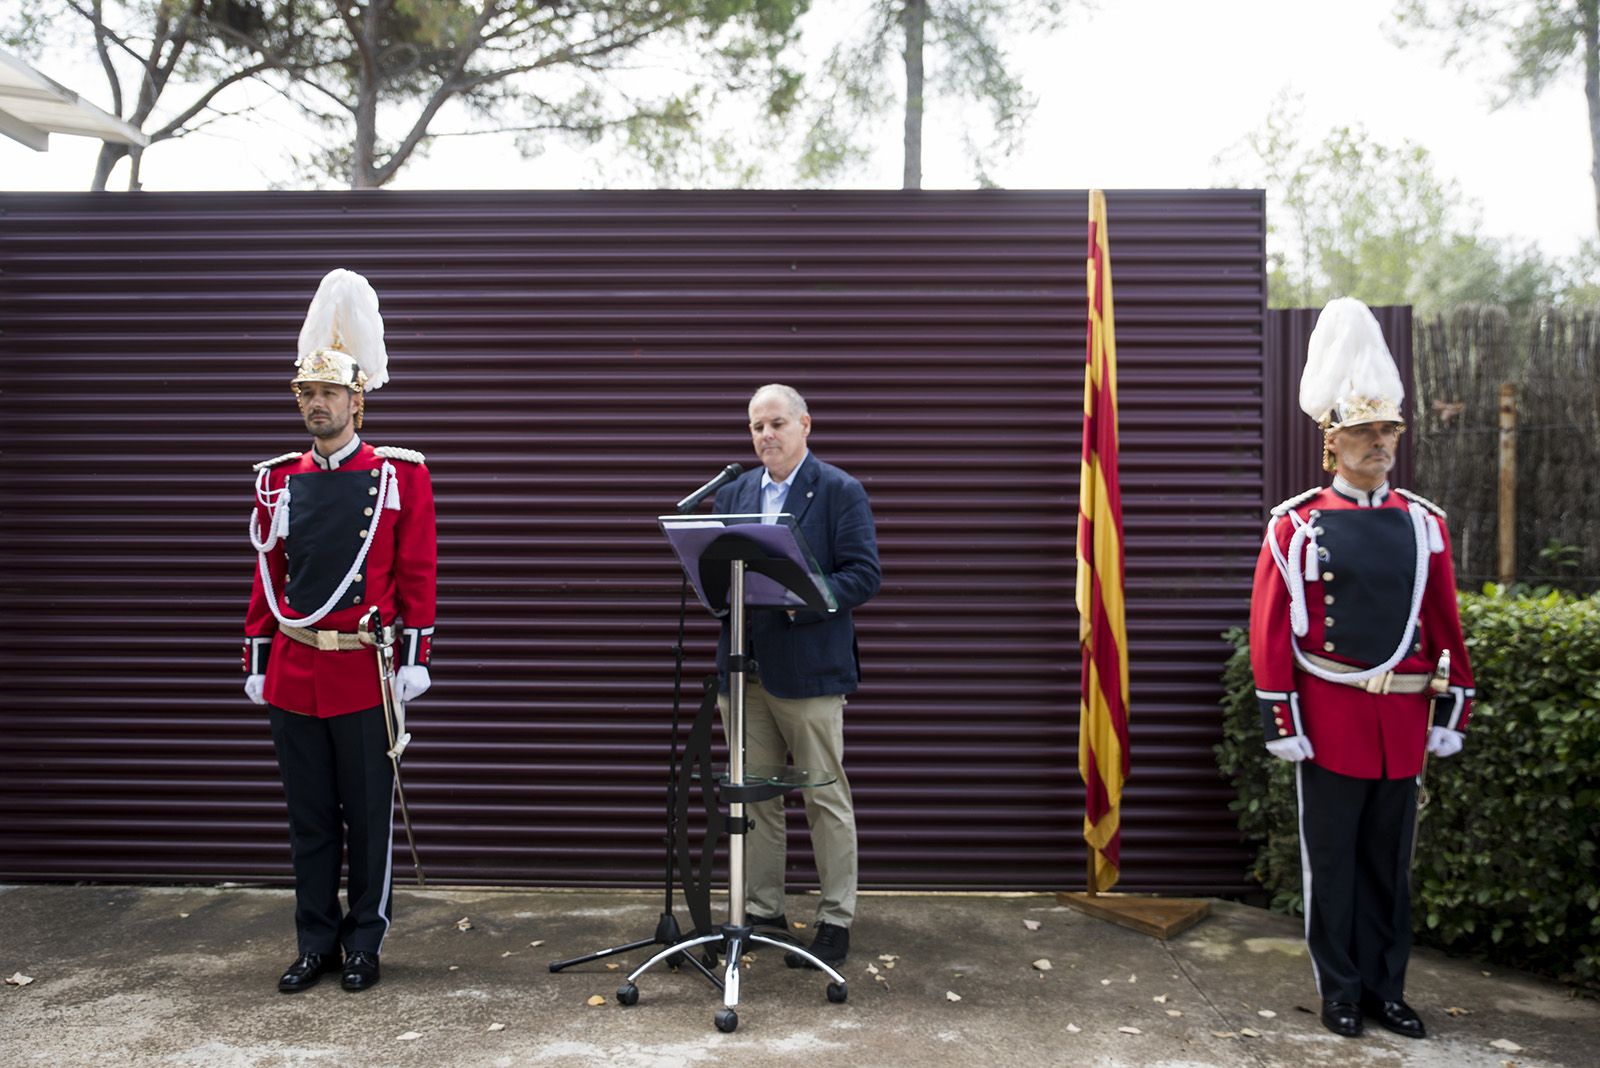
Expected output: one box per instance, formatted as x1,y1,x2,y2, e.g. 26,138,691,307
719,680,857,927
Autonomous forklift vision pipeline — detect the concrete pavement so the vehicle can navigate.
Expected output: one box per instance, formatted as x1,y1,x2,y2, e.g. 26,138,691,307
1,884,1594,1067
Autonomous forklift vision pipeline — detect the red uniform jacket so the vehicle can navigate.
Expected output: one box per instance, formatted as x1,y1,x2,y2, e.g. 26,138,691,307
243,437,437,717
1249,482,1474,779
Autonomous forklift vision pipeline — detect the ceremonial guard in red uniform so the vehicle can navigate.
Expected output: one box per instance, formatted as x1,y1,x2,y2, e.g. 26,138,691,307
242,269,437,993
1249,298,1474,1041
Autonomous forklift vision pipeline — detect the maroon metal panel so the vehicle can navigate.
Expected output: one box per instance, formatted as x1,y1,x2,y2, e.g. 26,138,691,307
1264,305,1415,508
0,189,1265,894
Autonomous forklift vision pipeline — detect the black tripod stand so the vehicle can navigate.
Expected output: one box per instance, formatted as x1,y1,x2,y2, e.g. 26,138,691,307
547,577,722,989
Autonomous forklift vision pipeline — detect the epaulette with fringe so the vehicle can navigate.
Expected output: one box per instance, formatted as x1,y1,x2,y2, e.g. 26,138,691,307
1396,488,1447,518
252,451,302,472
1269,486,1322,517
375,445,426,464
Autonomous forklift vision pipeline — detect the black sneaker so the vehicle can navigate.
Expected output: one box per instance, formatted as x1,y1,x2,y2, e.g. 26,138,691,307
784,922,848,969
745,913,789,931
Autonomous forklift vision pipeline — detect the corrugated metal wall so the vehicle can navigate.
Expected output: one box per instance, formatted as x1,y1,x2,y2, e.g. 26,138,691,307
0,189,1265,894
1264,305,1415,509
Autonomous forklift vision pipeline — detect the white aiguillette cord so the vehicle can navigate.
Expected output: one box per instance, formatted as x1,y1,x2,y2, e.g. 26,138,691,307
248,461,396,629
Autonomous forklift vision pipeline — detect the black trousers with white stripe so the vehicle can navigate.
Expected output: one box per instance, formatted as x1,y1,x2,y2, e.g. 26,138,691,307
269,704,396,956
1297,761,1418,1004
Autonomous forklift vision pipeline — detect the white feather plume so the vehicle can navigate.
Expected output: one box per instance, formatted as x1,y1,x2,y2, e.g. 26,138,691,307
297,269,389,391
1299,297,1403,423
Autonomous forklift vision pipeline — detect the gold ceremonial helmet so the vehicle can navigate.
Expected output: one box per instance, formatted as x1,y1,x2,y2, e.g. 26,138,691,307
1300,298,1406,470
291,269,388,427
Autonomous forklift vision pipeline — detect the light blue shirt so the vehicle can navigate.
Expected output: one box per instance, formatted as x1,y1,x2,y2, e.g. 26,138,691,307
759,451,809,524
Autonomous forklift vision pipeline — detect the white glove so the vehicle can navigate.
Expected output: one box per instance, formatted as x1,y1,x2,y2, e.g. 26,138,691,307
1265,735,1315,763
244,674,266,705
1427,726,1464,758
396,665,431,703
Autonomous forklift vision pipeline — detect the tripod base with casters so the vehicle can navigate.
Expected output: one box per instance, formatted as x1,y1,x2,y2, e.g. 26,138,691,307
616,767,847,1032
618,924,847,1033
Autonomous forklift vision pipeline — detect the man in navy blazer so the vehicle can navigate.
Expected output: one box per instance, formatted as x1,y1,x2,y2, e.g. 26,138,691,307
715,383,881,967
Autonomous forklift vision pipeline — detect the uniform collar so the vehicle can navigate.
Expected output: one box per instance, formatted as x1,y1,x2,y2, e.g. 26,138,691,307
311,434,363,470
1331,474,1390,507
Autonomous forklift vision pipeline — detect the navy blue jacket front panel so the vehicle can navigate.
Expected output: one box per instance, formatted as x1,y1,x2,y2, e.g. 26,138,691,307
714,456,881,699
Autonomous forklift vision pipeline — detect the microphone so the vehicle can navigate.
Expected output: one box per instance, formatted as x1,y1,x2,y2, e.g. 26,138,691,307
676,463,744,514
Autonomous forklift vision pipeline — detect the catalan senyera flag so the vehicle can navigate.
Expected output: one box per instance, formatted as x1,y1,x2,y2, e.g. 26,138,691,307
1076,189,1130,892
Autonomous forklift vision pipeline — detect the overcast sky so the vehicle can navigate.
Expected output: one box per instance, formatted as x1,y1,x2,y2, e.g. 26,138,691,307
1,0,1589,257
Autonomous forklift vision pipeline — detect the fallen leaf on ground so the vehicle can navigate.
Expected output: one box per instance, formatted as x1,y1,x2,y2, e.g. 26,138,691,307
456,917,473,932
1240,1027,1262,1038
1023,919,1041,931
1446,1006,1472,1017
1153,994,1168,1004
792,922,807,930
945,991,962,1002
396,1031,421,1042
179,913,190,919
1127,974,1137,982
448,965,459,971
487,1023,506,1033
1100,979,1111,986
884,961,896,969
878,954,898,962
1257,1009,1277,1018
502,952,515,958
1118,1026,1141,1035
528,940,545,947
1211,1031,1237,1039
1166,1010,1184,1018
866,963,879,975
5,973,34,987
1032,959,1052,971
740,955,756,964
1489,1039,1524,1053
874,973,887,984
1065,1023,1081,1034
604,963,619,970
586,995,606,1007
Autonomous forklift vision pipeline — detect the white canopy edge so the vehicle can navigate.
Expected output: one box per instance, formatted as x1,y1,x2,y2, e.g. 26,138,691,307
0,48,148,151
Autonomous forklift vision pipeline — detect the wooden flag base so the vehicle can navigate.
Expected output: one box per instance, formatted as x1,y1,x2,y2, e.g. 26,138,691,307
1057,891,1210,940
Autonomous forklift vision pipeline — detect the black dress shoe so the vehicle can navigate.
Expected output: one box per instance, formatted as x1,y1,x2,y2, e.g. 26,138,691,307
277,951,341,994
341,950,381,992
784,921,848,969
1362,997,1426,1039
745,913,789,931
1320,1000,1364,1037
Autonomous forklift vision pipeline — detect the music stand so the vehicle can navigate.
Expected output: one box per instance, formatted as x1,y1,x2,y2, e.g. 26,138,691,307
616,514,849,1032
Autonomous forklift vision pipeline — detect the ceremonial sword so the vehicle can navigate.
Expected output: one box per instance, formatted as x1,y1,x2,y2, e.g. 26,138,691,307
1410,648,1453,878
361,607,426,886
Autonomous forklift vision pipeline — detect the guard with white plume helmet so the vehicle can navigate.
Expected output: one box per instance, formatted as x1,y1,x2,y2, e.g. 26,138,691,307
1300,297,1407,470
291,268,389,427
1247,297,1476,1042
243,268,437,996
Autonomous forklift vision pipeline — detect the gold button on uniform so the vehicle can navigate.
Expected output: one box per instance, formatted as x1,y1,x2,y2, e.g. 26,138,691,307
358,529,368,539
353,594,362,604
1271,704,1284,714
1323,641,1335,652
1313,526,1325,536
364,507,374,517
354,574,363,583
370,470,380,478
1278,727,1291,737
1322,571,1334,582
369,486,378,496
1325,616,1335,627
1324,594,1335,605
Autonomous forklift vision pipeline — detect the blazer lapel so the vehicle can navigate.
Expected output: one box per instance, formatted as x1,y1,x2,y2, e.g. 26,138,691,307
786,456,821,524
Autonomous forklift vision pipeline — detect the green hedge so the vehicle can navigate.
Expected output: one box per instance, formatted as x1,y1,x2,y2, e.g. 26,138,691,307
1215,588,1600,987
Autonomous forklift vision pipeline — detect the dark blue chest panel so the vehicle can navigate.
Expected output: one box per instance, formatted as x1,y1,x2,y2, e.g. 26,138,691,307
285,469,375,612
1318,508,1417,666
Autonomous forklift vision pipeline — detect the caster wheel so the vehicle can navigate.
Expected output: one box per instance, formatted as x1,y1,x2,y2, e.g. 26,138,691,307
714,1008,739,1033
826,981,848,1003
616,983,639,1006
702,948,719,969
666,950,688,970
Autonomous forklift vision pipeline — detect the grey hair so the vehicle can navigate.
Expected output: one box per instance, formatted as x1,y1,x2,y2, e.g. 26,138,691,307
748,383,809,420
